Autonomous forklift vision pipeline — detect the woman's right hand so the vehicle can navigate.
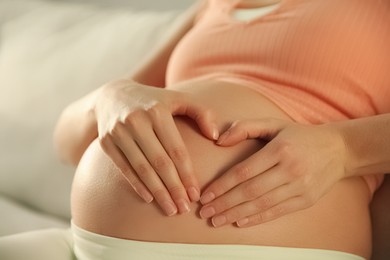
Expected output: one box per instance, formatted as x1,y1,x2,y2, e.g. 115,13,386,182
94,79,218,216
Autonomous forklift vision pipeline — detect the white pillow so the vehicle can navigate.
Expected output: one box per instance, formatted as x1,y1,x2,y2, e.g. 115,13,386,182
0,0,180,220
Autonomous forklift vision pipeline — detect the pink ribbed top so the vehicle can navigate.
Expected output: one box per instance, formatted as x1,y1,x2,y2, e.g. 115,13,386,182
166,0,390,193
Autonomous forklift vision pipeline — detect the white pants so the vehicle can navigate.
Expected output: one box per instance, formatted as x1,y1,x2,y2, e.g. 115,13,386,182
71,223,365,260
0,224,365,260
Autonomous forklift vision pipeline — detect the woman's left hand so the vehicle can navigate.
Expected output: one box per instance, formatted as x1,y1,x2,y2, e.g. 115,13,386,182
199,118,348,227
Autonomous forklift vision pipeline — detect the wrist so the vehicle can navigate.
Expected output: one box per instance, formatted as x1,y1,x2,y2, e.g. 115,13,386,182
324,120,367,178
319,122,352,179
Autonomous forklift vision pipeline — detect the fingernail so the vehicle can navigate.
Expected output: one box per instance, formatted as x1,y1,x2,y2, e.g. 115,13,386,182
187,187,200,202
200,206,216,218
143,193,154,203
200,191,215,204
213,128,219,140
177,199,190,214
216,131,230,145
163,201,177,216
212,215,226,227
236,218,249,227
135,188,153,203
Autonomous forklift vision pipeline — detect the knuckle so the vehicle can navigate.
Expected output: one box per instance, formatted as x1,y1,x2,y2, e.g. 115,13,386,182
295,174,312,191
179,174,195,189
169,147,188,163
276,141,293,157
292,161,308,177
178,171,194,186
301,175,312,188
230,120,241,128
243,182,261,200
234,165,252,183
303,192,317,206
152,155,172,171
167,185,187,202
214,198,230,212
167,185,185,199
225,209,242,223
234,120,248,130
208,182,229,199
110,122,125,137
170,93,185,110
284,162,307,180
255,196,273,211
287,169,304,179
125,174,142,189
146,103,165,118
134,162,153,178
124,110,143,127
252,213,265,224
116,161,131,175
268,205,284,219
127,175,139,186
152,188,169,203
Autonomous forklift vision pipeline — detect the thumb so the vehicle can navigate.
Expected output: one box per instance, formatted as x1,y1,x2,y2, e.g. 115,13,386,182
217,118,286,146
171,96,218,140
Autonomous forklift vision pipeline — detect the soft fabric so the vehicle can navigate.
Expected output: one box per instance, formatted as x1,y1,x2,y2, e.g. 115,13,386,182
166,0,389,194
0,228,74,260
71,222,364,260
0,197,69,235
0,0,181,235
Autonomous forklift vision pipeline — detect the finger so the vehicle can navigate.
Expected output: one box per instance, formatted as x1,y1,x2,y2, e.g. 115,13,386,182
217,118,287,146
200,143,280,205
99,135,153,203
209,183,298,227
200,166,287,219
236,196,307,227
147,105,200,202
121,138,179,216
135,132,191,214
111,125,179,216
127,120,191,215
171,94,219,140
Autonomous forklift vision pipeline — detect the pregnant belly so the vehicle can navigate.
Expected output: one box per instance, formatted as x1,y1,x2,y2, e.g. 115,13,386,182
71,80,372,258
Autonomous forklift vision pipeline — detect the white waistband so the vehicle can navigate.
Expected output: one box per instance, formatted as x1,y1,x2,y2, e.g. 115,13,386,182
71,222,365,260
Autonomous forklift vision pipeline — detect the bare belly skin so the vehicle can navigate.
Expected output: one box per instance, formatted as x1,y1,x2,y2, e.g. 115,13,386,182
71,80,372,259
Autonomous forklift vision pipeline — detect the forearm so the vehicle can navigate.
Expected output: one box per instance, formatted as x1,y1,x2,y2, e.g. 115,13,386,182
53,88,100,166
329,113,390,177
129,1,204,87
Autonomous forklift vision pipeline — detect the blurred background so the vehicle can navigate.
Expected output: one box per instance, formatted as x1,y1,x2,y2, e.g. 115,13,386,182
47,0,195,10
0,0,194,236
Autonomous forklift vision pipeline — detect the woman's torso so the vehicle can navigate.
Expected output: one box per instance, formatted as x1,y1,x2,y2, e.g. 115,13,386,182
72,80,372,259
70,1,390,259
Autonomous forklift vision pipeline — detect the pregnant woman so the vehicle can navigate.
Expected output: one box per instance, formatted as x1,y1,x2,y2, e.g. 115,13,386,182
55,0,390,259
